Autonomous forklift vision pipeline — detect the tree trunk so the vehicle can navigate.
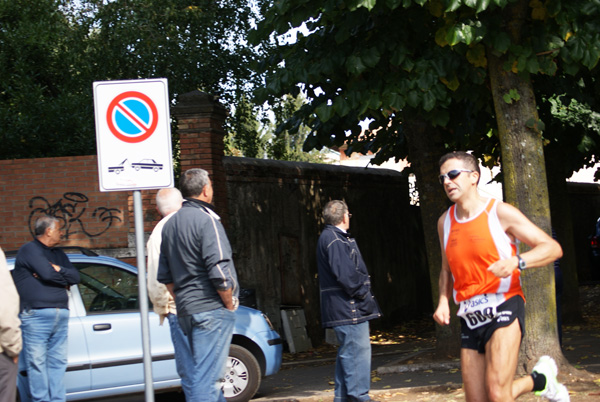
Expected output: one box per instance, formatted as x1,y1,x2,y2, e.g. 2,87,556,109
487,1,565,371
404,118,460,358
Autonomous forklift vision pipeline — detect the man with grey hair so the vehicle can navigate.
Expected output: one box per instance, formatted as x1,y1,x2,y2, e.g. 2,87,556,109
12,215,80,402
0,247,21,402
158,169,239,402
146,187,194,398
317,200,381,402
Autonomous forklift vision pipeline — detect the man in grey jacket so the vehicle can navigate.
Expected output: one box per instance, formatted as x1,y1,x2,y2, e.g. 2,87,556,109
0,247,22,402
158,168,239,402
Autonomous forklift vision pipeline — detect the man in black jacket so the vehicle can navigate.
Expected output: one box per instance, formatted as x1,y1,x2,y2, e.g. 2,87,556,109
317,200,381,402
158,169,239,402
12,215,80,402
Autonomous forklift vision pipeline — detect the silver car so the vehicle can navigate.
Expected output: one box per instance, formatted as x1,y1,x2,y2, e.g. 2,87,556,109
9,250,282,402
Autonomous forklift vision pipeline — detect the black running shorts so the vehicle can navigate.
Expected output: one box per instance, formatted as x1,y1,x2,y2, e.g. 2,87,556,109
460,295,525,354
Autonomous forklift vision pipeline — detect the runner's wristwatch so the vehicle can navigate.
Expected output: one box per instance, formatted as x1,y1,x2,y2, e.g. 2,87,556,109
517,255,526,271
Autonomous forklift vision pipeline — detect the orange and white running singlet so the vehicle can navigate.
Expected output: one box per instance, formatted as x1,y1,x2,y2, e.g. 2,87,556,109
443,198,524,307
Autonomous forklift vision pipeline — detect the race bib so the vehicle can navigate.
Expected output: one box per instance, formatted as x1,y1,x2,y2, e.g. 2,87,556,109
458,293,504,329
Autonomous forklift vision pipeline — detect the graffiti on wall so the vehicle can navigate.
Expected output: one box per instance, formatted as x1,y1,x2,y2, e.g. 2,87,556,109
28,192,122,239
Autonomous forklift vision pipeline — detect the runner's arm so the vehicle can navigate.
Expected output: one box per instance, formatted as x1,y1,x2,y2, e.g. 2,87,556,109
433,212,453,326
487,202,563,278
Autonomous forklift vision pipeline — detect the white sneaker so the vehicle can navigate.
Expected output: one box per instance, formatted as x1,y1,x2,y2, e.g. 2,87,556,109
532,355,570,402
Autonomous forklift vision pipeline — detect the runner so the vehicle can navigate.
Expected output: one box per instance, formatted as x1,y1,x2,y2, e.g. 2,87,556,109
432,151,569,402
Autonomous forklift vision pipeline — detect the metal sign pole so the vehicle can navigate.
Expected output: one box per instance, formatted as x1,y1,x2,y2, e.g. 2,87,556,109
133,190,155,402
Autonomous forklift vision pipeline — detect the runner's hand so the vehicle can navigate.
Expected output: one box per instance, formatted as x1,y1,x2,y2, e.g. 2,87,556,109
487,257,517,278
433,302,451,326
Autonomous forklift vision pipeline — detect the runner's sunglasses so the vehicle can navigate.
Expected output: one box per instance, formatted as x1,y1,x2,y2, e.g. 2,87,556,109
439,169,473,185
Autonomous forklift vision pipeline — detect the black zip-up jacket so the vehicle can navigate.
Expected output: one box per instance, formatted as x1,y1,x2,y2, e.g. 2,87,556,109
157,198,239,316
12,239,80,312
316,225,381,328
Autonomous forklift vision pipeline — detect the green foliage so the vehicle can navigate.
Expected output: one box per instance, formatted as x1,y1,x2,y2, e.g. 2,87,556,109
0,0,271,159
225,94,268,158
268,94,329,163
253,0,600,170
536,68,600,176
0,0,95,158
503,89,521,104
253,0,495,162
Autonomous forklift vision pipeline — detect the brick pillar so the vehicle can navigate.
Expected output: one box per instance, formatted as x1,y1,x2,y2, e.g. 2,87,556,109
172,91,229,228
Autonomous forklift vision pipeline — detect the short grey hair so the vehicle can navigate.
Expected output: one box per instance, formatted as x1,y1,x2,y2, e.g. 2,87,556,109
323,200,348,226
34,215,59,237
156,188,183,216
179,168,210,198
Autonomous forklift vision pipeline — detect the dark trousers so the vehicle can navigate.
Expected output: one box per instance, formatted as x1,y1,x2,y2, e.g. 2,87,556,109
0,352,18,402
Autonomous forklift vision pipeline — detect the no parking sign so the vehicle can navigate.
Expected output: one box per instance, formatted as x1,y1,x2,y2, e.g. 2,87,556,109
93,79,174,192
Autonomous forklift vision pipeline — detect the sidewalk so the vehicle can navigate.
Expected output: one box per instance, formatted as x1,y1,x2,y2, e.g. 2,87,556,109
254,285,600,402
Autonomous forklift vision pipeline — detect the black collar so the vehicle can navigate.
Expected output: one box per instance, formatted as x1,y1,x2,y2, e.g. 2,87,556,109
184,197,216,212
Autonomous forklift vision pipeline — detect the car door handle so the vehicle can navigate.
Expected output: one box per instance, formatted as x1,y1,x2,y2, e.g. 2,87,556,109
93,324,112,331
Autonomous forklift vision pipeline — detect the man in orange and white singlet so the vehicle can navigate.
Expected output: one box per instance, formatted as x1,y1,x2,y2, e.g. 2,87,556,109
432,151,569,402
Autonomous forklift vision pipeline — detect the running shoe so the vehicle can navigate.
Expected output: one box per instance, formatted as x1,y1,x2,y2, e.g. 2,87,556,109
532,355,570,402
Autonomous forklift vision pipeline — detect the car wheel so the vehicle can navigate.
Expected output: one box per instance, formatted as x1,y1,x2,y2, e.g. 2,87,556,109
222,344,261,402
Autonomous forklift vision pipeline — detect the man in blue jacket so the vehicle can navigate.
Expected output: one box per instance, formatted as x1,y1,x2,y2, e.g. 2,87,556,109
12,215,80,402
317,200,381,402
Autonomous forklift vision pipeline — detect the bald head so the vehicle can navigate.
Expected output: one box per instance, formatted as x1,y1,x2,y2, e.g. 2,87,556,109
156,188,183,217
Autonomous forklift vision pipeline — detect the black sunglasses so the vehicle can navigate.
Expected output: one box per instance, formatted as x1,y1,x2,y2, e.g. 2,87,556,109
439,169,473,185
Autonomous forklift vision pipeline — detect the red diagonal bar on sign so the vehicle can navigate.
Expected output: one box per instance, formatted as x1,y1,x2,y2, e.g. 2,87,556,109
116,101,151,131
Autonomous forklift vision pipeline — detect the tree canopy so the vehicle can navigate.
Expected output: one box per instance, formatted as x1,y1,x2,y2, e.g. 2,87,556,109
0,0,271,159
253,0,600,169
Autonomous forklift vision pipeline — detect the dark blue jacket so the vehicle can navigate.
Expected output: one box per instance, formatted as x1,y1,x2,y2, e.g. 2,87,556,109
317,225,381,328
12,239,80,312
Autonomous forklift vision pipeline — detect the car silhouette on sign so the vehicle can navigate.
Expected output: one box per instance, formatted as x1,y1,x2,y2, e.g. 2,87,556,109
107,159,128,174
131,159,163,172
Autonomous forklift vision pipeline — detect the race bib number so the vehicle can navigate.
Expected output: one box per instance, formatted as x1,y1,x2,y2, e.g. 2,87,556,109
458,293,504,329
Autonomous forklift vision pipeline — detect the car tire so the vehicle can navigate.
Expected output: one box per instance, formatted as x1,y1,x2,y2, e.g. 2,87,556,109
222,344,261,402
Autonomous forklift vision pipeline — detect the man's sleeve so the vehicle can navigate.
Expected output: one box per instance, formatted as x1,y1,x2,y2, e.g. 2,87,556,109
201,218,237,292
327,239,370,299
157,233,173,285
0,250,22,357
57,253,80,285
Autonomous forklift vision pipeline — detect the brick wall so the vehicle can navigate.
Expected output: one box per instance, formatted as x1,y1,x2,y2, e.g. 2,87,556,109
0,155,134,252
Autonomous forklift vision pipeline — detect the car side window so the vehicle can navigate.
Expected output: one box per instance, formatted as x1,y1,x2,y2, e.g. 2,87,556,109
75,263,145,313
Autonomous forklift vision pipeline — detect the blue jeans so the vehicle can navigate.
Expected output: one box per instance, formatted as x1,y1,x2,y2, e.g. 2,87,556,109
333,321,372,402
179,308,236,402
19,308,69,402
167,313,194,398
